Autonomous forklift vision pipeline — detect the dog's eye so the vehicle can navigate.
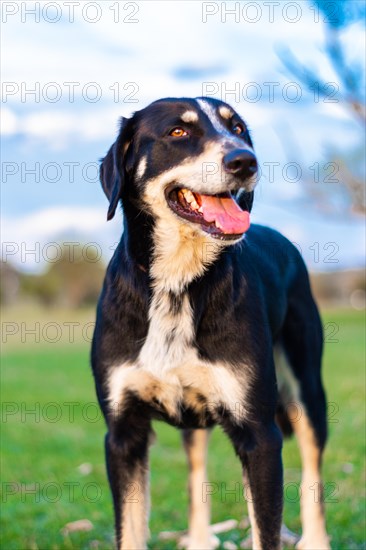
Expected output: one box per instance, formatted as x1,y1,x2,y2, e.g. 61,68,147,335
232,123,244,135
169,127,188,138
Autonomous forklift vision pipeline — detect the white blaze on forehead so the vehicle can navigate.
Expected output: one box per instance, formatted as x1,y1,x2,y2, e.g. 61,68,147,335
196,99,253,152
219,105,234,120
196,98,227,133
196,99,251,151
181,110,199,123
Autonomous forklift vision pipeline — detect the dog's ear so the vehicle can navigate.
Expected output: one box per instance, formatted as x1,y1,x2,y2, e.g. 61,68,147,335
100,117,132,221
238,190,254,213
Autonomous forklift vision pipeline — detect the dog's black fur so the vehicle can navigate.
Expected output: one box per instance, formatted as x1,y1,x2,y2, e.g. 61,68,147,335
91,97,328,550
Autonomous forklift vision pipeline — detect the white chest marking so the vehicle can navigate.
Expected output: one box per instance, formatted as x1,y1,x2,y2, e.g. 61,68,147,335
139,290,194,375
108,292,250,422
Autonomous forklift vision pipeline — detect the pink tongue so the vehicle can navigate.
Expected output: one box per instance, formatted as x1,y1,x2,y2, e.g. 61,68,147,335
199,194,250,234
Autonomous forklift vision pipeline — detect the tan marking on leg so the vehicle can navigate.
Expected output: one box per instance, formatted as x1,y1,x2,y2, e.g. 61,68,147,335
292,414,330,550
244,474,262,550
183,430,217,550
120,460,150,550
274,345,329,549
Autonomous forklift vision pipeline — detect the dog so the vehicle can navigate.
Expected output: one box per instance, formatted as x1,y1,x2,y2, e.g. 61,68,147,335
91,97,330,550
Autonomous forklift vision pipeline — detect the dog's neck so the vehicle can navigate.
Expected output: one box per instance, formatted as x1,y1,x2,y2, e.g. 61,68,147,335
149,217,224,294
122,200,224,293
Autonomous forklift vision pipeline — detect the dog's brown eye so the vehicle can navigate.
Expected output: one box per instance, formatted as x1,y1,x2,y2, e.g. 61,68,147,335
169,127,188,138
232,123,244,135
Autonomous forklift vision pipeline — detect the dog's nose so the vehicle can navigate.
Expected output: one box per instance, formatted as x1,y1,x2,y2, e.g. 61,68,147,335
223,149,258,179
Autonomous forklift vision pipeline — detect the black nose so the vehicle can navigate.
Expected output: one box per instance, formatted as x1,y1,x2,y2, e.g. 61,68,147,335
223,149,258,179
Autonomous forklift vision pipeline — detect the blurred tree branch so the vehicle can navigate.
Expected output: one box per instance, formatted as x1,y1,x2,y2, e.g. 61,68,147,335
279,28,365,124
277,0,365,215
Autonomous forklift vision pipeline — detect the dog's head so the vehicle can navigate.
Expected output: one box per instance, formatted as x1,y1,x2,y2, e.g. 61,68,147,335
100,97,257,244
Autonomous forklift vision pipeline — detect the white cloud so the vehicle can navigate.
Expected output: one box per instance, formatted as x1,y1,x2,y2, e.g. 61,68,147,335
21,107,122,148
1,107,19,135
2,206,107,241
1,206,122,272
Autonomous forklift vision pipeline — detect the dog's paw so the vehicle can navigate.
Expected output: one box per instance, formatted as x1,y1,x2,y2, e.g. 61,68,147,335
240,524,300,549
178,533,220,550
296,535,331,550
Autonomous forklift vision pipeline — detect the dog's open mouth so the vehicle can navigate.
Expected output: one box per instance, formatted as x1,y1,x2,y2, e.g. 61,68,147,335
165,185,250,239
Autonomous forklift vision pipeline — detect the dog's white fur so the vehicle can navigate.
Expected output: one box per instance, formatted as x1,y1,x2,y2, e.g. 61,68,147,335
136,155,147,180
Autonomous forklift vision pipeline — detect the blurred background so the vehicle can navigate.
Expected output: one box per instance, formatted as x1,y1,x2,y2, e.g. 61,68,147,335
1,1,365,549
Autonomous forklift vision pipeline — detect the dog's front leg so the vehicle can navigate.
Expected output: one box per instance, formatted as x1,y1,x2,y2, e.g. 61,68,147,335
105,411,152,550
180,428,219,550
229,422,283,550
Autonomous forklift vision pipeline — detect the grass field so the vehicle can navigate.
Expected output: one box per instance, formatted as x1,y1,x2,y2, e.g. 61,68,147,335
1,308,365,549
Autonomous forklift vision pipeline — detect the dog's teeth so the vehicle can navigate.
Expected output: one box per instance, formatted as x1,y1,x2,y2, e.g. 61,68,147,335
198,206,203,213
182,189,195,203
181,188,201,211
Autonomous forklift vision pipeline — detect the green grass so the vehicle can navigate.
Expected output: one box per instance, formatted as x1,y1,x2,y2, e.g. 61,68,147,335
1,309,365,549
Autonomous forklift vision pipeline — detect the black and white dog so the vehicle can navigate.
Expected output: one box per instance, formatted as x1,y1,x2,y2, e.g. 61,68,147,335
91,97,330,550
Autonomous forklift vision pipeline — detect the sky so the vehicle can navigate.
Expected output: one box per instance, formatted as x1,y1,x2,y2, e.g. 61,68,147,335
1,0,365,273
